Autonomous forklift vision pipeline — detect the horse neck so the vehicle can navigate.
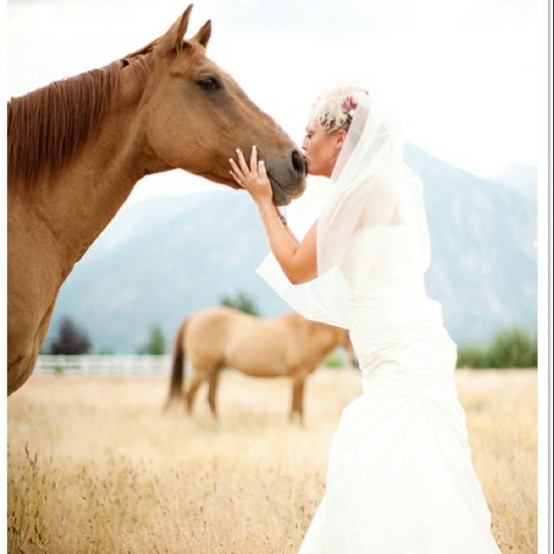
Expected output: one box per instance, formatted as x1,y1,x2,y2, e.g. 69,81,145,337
19,76,152,277
39,126,140,267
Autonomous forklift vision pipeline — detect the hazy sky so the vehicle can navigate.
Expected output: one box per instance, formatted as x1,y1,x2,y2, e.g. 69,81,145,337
6,0,548,201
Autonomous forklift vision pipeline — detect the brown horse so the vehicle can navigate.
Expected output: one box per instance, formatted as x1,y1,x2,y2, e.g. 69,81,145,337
7,6,306,395
166,306,354,424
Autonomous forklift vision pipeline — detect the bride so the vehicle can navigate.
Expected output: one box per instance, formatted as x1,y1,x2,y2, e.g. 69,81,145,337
229,85,501,553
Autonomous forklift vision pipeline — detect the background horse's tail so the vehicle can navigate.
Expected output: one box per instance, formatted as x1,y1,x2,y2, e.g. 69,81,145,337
165,318,188,410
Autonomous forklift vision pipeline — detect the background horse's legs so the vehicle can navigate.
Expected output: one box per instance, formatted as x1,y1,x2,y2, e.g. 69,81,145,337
186,370,206,415
207,369,221,420
290,374,306,426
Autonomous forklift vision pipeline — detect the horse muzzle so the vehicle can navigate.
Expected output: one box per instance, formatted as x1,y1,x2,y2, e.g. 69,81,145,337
267,147,306,207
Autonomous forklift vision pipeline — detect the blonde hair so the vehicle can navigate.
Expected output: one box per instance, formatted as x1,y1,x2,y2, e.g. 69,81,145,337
309,84,369,133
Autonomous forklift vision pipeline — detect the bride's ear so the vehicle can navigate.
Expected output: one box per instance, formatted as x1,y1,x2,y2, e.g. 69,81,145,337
335,129,348,153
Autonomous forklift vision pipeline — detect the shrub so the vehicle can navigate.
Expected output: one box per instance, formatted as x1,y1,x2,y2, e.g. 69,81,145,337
322,353,345,368
49,315,91,355
456,327,538,369
137,324,166,355
487,327,537,368
456,345,489,369
220,292,260,316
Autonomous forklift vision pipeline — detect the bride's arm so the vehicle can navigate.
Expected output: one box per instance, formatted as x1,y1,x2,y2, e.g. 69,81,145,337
229,147,317,285
257,202,317,285
275,205,304,244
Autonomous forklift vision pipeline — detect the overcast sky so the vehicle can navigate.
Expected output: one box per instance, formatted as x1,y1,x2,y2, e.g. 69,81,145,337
5,0,549,202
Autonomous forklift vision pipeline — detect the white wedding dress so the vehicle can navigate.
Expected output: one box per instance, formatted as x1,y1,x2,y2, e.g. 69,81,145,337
298,225,502,553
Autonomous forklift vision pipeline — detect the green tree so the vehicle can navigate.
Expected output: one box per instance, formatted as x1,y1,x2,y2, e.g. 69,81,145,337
487,327,537,368
49,315,91,355
138,324,166,355
220,291,260,316
456,327,538,369
456,345,489,369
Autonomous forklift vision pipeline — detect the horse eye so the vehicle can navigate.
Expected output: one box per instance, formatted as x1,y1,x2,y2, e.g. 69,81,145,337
197,77,220,91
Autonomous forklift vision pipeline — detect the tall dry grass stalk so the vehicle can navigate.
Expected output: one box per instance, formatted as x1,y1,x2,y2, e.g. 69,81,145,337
7,368,536,553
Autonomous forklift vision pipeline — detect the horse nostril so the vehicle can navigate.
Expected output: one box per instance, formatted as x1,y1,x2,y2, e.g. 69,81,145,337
291,149,305,175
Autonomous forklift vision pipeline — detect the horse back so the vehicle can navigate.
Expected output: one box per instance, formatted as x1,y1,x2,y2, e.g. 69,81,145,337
224,311,328,375
184,306,254,368
184,307,341,377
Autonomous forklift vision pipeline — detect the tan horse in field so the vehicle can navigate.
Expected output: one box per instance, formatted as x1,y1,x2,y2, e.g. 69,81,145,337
166,306,354,424
7,6,306,395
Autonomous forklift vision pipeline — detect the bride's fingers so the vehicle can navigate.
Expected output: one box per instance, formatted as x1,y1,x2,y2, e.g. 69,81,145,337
249,145,258,172
236,148,250,175
228,161,245,187
258,159,268,181
229,158,244,179
229,169,243,186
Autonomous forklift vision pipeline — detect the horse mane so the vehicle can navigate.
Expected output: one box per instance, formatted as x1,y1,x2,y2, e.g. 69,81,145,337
8,61,124,189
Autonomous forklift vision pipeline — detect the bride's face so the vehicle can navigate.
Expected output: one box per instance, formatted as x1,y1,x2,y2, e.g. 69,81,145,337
301,123,347,178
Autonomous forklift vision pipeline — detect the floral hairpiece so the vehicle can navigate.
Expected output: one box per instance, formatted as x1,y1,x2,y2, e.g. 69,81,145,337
342,96,358,119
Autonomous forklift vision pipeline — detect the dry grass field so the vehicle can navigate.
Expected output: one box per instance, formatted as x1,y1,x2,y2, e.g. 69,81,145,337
7,367,536,553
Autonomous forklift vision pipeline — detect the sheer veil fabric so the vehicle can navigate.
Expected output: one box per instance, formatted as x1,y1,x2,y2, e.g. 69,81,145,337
256,98,431,328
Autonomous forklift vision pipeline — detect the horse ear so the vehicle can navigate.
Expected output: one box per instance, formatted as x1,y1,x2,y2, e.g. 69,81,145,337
192,20,211,48
155,5,193,56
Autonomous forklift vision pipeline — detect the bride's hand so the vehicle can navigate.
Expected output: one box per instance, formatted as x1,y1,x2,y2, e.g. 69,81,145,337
229,146,272,205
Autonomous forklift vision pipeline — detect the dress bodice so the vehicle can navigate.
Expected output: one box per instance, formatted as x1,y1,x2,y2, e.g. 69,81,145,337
340,225,425,302
339,225,436,325
339,225,455,373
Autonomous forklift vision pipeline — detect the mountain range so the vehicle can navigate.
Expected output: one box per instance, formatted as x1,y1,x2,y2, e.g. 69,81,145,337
43,144,538,353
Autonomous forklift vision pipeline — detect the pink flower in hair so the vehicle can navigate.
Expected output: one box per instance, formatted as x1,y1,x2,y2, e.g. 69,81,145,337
342,96,358,117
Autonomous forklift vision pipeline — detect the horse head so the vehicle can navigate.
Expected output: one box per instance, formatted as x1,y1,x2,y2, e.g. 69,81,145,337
122,5,306,206
6,5,307,396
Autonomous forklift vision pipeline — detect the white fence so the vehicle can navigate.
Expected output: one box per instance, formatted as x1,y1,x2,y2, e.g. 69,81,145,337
34,354,173,377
